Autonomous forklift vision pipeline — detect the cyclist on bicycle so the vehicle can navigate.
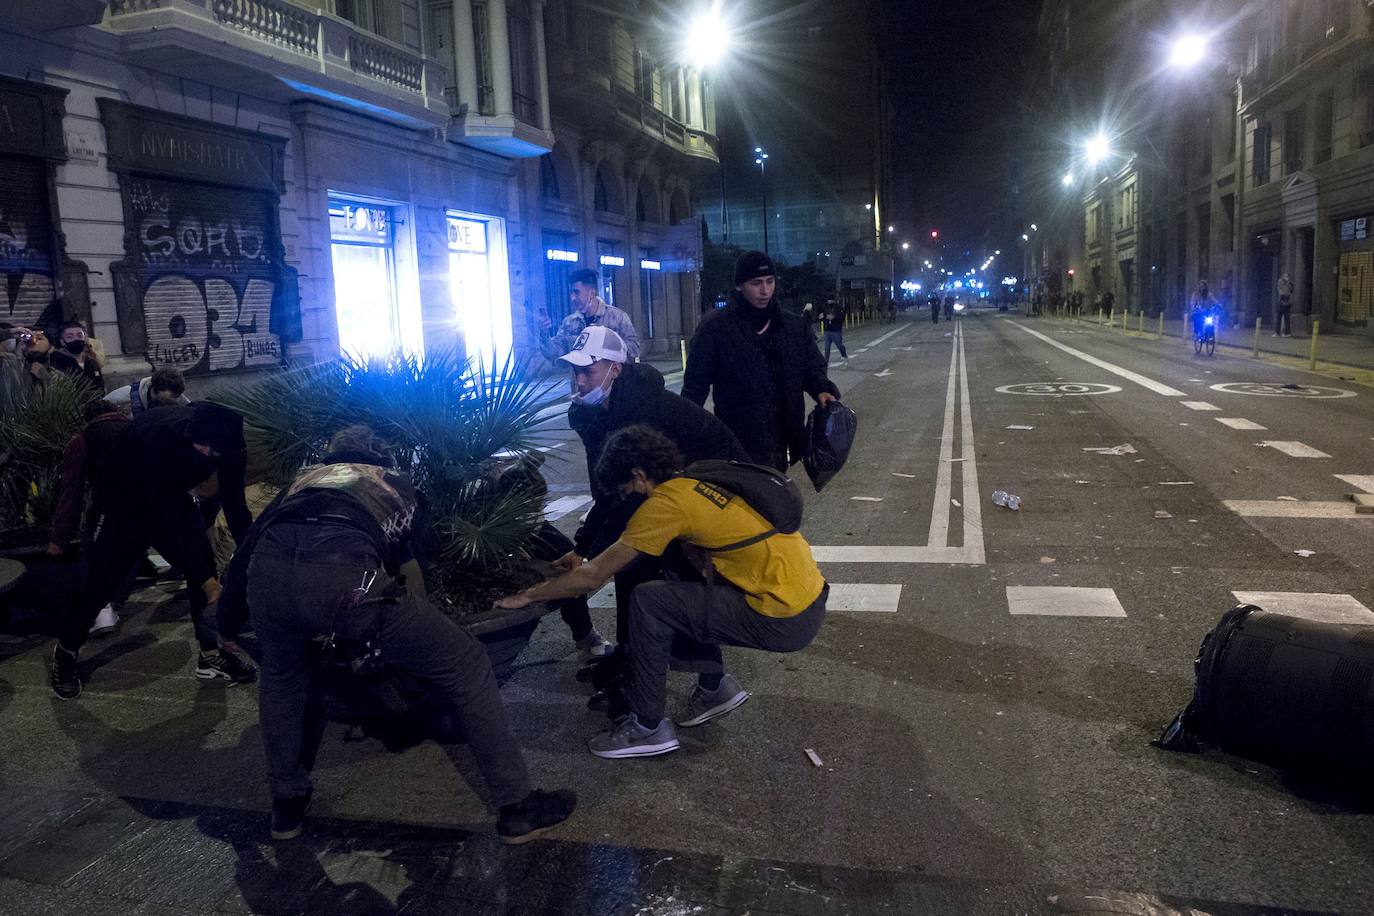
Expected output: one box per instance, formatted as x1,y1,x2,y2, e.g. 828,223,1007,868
1188,280,1220,339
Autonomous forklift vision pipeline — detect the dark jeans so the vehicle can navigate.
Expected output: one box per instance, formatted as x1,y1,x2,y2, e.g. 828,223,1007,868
626,580,828,723
1276,304,1291,335
247,522,531,805
823,330,847,361
529,522,592,641
930,306,939,324
60,498,219,653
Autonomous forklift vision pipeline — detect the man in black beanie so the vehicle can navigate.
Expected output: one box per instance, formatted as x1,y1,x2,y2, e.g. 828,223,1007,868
51,402,257,699
683,250,840,470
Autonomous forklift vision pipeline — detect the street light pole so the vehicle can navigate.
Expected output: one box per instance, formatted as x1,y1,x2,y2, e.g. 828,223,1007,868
754,146,769,255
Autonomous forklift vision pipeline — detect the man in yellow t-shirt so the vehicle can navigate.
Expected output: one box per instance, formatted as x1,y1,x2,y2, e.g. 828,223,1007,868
497,425,828,759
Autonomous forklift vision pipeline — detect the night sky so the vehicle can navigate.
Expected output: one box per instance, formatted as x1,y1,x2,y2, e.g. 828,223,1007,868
880,0,1042,247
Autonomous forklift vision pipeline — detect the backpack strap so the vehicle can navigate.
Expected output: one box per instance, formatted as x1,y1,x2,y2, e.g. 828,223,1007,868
706,527,778,552
128,383,144,417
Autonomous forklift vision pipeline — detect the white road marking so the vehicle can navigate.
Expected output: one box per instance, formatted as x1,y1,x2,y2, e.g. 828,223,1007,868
850,496,883,502
535,442,566,453
874,369,893,378
956,324,985,563
1181,401,1220,411
1011,323,1186,396
589,582,615,608
544,495,593,521
1006,586,1127,618
1231,592,1374,626
813,545,982,564
1336,475,1374,493
1258,440,1331,458
867,324,909,348
1216,417,1267,430
1223,500,1370,518
827,584,902,612
926,324,960,549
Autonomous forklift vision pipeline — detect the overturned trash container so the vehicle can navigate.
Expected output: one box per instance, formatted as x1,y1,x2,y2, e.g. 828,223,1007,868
1155,604,1374,778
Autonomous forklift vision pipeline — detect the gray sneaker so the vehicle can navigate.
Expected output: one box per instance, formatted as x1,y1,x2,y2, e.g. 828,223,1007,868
675,674,749,727
575,629,614,660
588,715,680,759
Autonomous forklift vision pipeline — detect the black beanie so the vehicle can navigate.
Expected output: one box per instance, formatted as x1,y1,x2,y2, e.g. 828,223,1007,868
733,250,775,286
187,402,245,455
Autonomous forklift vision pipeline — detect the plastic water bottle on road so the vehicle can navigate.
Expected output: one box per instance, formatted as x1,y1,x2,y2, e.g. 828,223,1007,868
991,490,1021,511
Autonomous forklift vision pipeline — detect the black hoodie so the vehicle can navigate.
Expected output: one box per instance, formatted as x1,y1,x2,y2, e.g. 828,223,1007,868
568,361,747,557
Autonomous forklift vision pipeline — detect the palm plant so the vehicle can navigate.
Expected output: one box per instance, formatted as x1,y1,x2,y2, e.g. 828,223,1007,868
216,349,567,616
0,361,96,544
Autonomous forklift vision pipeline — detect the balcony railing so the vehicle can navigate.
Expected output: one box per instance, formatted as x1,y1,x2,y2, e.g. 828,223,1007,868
106,0,447,124
610,87,716,162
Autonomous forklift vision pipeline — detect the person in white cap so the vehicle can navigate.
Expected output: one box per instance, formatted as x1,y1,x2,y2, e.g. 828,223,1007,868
554,325,749,716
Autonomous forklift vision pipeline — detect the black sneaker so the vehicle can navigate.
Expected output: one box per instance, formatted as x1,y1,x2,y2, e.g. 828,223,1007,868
497,788,576,845
51,645,81,700
196,650,258,685
271,791,312,841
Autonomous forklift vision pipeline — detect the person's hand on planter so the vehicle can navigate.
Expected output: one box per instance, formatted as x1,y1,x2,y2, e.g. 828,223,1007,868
495,591,535,610
552,550,583,573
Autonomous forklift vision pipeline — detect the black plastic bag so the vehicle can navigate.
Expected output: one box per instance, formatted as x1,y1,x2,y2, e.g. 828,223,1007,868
802,400,858,492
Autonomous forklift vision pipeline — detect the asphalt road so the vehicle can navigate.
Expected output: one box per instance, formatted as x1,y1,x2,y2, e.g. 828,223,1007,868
1,311,1371,915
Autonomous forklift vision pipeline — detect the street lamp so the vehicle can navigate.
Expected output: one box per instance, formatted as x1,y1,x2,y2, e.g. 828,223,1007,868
683,7,730,68
1085,133,1112,166
1168,32,1208,70
1061,171,1075,187
754,147,770,254
901,242,910,250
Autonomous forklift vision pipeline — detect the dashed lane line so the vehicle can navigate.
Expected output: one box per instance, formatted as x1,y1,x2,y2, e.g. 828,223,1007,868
544,495,593,522
1011,322,1187,397
1006,586,1127,618
1181,401,1220,411
1335,475,1374,493
1223,500,1369,519
1231,592,1374,626
1259,440,1331,458
827,584,902,612
1216,417,1267,430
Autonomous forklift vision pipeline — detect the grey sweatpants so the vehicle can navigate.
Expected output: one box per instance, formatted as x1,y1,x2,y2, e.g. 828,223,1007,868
247,522,531,805
626,579,827,723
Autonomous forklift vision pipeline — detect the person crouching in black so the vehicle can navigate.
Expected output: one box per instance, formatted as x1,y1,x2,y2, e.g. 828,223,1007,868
218,425,575,844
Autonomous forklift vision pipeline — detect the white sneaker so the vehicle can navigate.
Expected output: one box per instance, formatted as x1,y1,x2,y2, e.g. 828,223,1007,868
88,604,120,638
575,629,614,660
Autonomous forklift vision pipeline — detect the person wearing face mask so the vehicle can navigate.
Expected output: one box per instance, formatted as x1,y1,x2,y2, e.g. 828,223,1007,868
538,268,641,363
49,319,105,393
683,251,840,471
557,326,748,712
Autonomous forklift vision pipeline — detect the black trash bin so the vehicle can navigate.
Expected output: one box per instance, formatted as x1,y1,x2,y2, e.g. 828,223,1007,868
1157,604,1374,776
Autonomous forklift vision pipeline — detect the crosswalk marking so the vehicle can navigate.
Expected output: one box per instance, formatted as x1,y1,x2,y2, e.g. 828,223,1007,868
1216,417,1266,430
544,495,593,521
827,584,902,612
1231,592,1374,626
1335,475,1374,494
1223,500,1369,518
1006,586,1127,618
1259,440,1331,458
1181,401,1220,411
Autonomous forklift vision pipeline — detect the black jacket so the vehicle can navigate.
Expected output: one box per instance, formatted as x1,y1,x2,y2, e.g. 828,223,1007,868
682,292,839,465
568,361,747,557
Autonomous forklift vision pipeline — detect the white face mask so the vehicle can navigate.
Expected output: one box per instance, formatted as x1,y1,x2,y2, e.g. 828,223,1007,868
571,371,615,407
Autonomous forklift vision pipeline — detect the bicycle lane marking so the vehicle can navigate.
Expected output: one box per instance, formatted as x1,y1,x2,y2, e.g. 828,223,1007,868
1010,322,1187,397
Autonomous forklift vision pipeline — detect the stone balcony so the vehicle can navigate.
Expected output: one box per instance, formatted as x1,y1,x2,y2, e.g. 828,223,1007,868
104,0,449,129
10,0,108,31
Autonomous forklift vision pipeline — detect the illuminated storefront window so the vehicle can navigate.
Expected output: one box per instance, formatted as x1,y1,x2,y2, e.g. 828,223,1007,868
448,212,512,369
329,198,418,360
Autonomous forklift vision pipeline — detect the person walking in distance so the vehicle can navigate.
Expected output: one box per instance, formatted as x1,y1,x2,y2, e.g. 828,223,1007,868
928,291,940,324
539,268,640,362
1275,274,1293,337
683,251,840,471
821,298,848,366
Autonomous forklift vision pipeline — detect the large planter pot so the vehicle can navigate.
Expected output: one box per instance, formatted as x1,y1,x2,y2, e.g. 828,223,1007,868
462,600,560,681
0,538,83,635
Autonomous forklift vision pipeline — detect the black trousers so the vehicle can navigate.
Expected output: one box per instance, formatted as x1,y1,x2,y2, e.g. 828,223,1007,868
529,522,593,640
60,497,219,653
247,522,531,805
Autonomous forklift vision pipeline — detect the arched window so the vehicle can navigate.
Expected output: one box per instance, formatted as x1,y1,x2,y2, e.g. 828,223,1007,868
540,156,560,200
594,169,610,212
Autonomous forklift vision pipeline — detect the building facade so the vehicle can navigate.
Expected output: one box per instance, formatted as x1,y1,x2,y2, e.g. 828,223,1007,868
1,0,715,392
1022,0,1374,337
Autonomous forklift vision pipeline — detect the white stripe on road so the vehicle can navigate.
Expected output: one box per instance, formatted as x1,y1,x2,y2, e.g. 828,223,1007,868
813,545,983,564
866,324,910,349
1335,475,1374,493
926,323,960,549
1231,592,1374,626
1011,323,1186,397
826,584,902,612
1006,586,1127,618
1181,401,1220,411
1223,500,1369,518
1259,440,1331,458
544,495,593,521
956,323,985,564
1216,417,1267,430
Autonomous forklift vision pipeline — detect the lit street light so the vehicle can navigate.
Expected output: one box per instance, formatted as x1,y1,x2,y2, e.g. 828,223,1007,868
683,7,731,68
754,147,770,254
901,242,910,250
1085,132,1112,165
1168,32,1208,70
1061,171,1074,187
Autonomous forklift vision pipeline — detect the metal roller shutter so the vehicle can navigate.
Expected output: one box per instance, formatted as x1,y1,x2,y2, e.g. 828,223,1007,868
0,155,58,328
128,175,284,375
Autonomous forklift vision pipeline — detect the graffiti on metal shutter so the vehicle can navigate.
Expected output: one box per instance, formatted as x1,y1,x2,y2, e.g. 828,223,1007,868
127,176,283,375
0,157,56,328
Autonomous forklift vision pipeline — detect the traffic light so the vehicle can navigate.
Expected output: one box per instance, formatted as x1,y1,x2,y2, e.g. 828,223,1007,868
930,230,939,239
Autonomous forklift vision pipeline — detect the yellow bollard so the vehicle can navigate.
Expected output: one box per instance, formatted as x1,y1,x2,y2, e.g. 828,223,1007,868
680,338,687,371
1137,312,1144,335
1309,319,1320,370
1098,308,1103,326
1253,316,1261,358
1157,312,1164,338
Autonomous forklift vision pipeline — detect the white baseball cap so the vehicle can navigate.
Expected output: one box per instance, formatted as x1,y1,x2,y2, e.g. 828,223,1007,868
558,325,628,367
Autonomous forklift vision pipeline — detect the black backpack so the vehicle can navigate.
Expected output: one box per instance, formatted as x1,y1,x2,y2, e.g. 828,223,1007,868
681,459,803,552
